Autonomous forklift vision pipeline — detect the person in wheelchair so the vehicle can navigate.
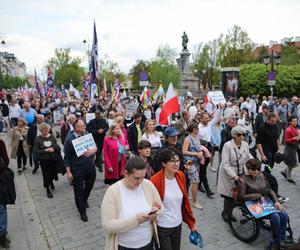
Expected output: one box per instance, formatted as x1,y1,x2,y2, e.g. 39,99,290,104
238,159,289,250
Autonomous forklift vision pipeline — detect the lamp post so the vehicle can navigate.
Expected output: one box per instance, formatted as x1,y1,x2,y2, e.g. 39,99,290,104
262,50,281,97
0,40,6,88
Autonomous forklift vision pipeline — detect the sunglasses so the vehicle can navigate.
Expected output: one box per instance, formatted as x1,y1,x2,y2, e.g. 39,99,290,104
237,133,245,137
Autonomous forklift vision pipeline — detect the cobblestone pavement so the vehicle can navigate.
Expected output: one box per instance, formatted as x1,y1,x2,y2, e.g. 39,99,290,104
2,133,300,250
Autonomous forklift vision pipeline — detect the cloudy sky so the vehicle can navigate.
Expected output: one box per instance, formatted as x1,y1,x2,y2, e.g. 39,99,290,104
1,0,299,79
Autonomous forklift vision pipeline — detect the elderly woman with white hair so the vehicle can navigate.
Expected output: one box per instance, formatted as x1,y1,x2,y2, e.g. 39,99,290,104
217,125,253,223
34,123,61,198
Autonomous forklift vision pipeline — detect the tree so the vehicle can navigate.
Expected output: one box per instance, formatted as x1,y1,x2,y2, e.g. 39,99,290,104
129,60,150,89
217,25,254,67
281,43,300,65
99,56,126,91
54,62,85,88
46,48,82,71
1,75,28,89
149,44,180,89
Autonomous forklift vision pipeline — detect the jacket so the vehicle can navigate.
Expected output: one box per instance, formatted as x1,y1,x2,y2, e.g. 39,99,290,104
150,169,196,230
87,118,109,149
128,122,144,154
217,140,252,197
103,136,127,180
0,139,9,166
11,126,30,159
0,167,16,204
101,179,163,250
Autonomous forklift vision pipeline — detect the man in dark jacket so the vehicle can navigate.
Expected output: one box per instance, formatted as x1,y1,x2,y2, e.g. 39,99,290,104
0,157,16,248
64,119,97,222
27,114,45,174
253,105,269,136
87,110,108,172
128,113,144,155
219,118,236,154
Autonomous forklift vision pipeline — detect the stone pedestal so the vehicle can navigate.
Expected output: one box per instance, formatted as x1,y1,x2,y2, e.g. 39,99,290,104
177,49,199,94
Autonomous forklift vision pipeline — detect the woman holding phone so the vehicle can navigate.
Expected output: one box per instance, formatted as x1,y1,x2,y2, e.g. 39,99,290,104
151,148,197,250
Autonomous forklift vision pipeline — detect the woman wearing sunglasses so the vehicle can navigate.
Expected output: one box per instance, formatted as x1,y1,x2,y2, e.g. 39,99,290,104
217,125,253,223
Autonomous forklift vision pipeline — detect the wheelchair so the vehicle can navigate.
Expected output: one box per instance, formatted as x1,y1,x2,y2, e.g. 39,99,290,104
228,202,294,248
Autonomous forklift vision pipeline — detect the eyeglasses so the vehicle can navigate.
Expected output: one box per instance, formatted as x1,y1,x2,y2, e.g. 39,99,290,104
248,168,260,172
169,159,180,165
236,133,245,137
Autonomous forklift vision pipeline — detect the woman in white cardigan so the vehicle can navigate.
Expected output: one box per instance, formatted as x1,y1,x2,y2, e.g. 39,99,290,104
217,125,253,223
101,157,163,250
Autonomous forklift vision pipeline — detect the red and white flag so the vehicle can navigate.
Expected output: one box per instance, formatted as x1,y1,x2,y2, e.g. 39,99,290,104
139,87,150,102
159,83,180,125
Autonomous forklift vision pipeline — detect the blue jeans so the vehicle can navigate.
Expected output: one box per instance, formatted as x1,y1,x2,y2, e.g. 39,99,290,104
0,204,7,236
0,120,3,133
265,212,288,245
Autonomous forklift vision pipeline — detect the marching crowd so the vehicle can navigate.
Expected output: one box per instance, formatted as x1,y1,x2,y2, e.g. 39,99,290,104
0,88,300,250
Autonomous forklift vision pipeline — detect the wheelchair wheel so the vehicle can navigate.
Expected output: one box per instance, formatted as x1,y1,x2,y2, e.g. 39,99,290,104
229,202,260,243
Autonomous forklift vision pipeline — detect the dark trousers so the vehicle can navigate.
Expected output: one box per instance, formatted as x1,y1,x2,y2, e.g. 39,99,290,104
73,168,96,215
40,159,58,188
95,144,103,168
199,158,210,191
29,146,39,169
222,196,234,219
157,224,182,250
10,118,18,128
17,141,26,169
263,149,276,168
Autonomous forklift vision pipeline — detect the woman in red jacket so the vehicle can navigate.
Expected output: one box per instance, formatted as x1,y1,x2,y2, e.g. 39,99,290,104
151,147,197,250
103,123,129,185
281,116,300,184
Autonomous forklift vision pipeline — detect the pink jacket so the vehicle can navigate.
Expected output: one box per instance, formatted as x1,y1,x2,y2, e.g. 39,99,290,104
103,136,127,180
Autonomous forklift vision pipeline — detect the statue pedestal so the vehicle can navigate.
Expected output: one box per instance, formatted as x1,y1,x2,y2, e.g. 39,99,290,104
177,49,199,94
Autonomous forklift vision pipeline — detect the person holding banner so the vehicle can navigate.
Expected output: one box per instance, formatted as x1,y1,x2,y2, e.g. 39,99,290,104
64,119,97,222
87,110,109,172
238,159,289,250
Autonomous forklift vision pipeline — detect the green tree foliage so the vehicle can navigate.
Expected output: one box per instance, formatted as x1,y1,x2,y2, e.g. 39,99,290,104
54,62,85,88
46,48,82,71
239,63,300,97
217,25,254,67
99,56,126,91
0,75,28,89
281,44,300,65
129,60,150,89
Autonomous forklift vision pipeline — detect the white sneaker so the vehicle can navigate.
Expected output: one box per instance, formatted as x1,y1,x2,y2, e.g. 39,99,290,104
191,202,204,210
210,167,217,172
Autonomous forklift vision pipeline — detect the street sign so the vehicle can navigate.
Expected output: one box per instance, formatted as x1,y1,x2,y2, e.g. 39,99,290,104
268,80,276,86
139,80,149,87
268,71,276,81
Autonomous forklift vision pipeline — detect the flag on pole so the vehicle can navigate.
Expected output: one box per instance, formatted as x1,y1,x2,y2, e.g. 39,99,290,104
89,21,99,85
103,78,107,96
159,83,180,125
69,82,81,99
90,83,98,100
152,84,164,102
46,67,54,88
140,87,150,102
114,79,120,99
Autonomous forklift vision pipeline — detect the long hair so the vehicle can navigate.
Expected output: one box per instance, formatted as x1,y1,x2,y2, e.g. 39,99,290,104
143,119,157,139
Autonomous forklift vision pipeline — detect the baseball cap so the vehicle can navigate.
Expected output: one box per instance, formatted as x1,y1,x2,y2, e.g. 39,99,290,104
164,127,179,137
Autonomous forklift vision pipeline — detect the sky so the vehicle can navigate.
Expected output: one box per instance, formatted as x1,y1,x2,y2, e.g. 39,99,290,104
0,0,299,79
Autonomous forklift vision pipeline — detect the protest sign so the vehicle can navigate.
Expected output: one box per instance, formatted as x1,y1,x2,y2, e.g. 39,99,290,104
71,133,97,157
245,197,280,218
207,91,226,105
125,101,139,116
85,113,95,124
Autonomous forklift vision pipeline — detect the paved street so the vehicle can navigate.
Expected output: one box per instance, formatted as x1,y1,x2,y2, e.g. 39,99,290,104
1,133,300,250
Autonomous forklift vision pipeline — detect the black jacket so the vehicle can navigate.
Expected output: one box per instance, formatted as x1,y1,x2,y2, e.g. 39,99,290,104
220,126,233,153
253,113,266,134
128,122,144,154
87,118,108,149
0,167,16,204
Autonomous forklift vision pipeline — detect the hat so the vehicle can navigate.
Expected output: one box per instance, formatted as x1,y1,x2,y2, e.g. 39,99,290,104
164,127,179,137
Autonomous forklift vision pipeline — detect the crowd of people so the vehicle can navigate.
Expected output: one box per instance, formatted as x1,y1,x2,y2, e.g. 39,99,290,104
0,88,299,250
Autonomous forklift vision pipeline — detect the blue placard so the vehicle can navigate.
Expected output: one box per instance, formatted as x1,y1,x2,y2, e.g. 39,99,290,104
245,197,280,218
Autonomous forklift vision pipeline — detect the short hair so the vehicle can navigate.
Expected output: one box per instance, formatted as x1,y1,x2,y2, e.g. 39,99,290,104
36,114,44,119
134,113,142,119
73,119,84,129
157,147,180,165
138,140,151,150
186,121,198,133
267,112,276,120
39,122,51,132
231,125,247,137
246,159,261,170
288,115,297,123
125,156,146,174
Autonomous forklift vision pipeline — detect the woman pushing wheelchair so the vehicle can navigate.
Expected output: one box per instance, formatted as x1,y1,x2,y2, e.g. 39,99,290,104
237,159,292,250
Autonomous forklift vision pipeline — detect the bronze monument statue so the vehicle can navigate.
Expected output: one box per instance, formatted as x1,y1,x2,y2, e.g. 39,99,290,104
182,32,189,50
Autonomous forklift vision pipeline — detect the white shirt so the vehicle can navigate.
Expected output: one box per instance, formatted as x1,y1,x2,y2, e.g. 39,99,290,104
141,133,162,148
157,178,183,228
118,181,152,248
9,104,21,118
198,109,222,143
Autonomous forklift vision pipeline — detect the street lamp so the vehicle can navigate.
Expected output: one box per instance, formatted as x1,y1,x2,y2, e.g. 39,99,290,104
262,50,281,97
0,39,6,88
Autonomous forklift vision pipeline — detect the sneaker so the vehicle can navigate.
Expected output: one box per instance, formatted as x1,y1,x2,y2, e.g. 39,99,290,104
198,184,206,193
209,167,217,172
17,168,22,174
287,179,296,185
23,166,27,171
191,202,204,210
278,196,289,204
206,190,215,197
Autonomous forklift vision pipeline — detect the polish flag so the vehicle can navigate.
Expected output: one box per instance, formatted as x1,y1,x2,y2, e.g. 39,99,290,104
159,83,180,125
